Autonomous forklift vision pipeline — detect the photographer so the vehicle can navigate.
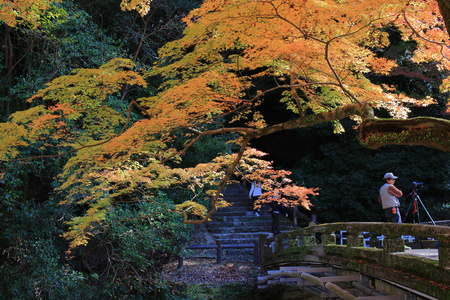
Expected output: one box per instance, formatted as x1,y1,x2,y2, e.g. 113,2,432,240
378,173,403,223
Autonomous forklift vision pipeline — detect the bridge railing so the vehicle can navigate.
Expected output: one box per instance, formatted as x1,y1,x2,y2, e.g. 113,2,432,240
259,222,450,299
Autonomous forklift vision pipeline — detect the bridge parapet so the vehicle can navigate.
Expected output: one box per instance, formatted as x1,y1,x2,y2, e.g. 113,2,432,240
260,222,450,299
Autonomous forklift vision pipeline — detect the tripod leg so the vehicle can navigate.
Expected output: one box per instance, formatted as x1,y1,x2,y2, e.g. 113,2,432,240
416,196,437,226
403,193,414,223
415,199,420,224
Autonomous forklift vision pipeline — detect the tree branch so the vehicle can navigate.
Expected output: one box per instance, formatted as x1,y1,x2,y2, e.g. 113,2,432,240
357,117,450,152
183,135,252,224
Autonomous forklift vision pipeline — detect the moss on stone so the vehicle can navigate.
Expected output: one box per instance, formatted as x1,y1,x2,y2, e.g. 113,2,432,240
261,223,450,299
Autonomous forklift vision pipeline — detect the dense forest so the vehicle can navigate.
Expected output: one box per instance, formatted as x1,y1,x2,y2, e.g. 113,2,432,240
1,0,449,298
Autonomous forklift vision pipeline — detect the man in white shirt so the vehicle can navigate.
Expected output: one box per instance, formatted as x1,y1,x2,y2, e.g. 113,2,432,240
378,173,403,223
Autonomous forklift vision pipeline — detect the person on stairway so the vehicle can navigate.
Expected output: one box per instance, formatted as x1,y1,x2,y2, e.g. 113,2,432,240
270,197,288,235
249,180,262,216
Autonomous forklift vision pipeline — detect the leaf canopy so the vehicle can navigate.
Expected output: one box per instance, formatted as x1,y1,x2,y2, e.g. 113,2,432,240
1,0,450,251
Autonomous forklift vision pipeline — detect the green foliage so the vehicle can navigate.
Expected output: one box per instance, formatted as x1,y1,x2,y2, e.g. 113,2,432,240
107,198,193,259
0,239,98,300
175,122,239,167
0,199,102,300
0,162,25,209
184,134,236,165
38,2,126,70
0,183,194,299
74,0,202,62
1,1,127,120
66,192,194,298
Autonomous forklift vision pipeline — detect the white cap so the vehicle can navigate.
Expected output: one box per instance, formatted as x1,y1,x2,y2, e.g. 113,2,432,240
383,172,398,180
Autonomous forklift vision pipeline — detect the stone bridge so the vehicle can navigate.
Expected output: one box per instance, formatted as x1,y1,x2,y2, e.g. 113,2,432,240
258,222,449,299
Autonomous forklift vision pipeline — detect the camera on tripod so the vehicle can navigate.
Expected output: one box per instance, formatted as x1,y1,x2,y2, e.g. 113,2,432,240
412,181,423,188
403,181,436,225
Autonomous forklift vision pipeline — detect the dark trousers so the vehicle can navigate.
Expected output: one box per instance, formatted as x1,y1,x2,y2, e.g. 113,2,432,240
384,207,402,223
271,213,280,234
251,196,260,213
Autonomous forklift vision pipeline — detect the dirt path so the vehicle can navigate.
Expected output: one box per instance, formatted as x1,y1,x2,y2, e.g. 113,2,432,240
161,223,265,286
161,257,264,285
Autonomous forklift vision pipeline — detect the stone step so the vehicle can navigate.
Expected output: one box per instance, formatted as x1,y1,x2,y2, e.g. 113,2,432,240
206,220,273,228
222,203,253,208
212,230,272,240
207,225,273,234
223,248,254,258
211,215,271,222
216,238,261,245
213,208,272,216
223,186,246,192
218,202,270,209
207,218,292,228
224,202,254,208
216,206,253,212
222,191,246,196
224,195,252,202
206,220,272,232
196,183,295,262
223,198,253,203
207,226,292,234
212,211,259,218
215,212,270,218
210,224,292,240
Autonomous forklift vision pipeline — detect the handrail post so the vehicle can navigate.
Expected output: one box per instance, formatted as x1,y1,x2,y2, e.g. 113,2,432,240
439,246,449,267
177,256,184,269
322,232,336,245
288,236,299,248
253,239,260,265
438,234,450,267
217,240,222,264
347,230,364,248
275,236,284,252
383,235,404,253
259,234,269,265
303,235,316,246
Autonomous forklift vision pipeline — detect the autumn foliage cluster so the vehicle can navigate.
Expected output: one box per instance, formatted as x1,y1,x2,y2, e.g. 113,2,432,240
0,0,449,297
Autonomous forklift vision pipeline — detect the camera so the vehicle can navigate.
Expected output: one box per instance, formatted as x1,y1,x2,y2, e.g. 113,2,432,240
412,181,423,187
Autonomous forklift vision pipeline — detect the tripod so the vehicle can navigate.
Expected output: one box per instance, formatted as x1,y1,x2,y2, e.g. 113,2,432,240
403,182,436,225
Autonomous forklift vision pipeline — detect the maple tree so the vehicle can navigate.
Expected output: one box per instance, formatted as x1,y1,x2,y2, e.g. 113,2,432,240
0,0,61,28
1,0,450,251
140,0,449,221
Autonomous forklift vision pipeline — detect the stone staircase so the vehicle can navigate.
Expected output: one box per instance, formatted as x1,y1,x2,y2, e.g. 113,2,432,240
206,183,294,261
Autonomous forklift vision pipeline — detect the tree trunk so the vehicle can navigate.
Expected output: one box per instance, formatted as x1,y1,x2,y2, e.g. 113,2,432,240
438,0,450,36
3,23,13,116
